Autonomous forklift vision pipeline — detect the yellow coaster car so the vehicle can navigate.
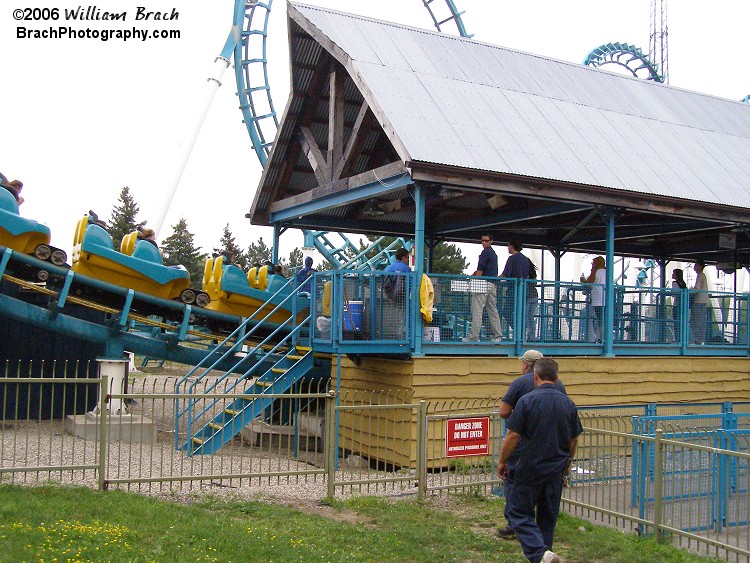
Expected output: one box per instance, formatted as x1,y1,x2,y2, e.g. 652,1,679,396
0,187,67,277
71,215,191,302
202,256,308,328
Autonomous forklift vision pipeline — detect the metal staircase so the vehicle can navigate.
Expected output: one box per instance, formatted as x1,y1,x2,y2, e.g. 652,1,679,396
175,279,317,455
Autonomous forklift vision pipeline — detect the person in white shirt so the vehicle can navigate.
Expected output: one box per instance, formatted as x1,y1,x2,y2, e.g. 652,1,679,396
690,260,709,344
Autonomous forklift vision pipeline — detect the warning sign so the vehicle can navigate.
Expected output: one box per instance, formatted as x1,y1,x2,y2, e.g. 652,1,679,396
445,416,490,458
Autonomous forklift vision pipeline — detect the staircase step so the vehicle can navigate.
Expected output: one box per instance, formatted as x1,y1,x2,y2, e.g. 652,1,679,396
192,437,204,445
271,368,287,374
225,408,240,416
208,422,223,430
255,380,273,387
286,354,304,360
296,345,312,352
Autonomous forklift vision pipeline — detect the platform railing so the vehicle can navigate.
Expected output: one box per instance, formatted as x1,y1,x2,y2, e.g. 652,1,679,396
310,271,750,356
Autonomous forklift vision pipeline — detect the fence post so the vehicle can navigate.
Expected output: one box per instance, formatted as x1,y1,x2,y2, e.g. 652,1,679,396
416,400,427,501
97,374,109,491
325,390,337,499
653,429,664,541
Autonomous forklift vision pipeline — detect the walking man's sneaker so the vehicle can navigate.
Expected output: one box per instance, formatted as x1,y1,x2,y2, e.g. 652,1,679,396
541,550,560,563
496,525,515,539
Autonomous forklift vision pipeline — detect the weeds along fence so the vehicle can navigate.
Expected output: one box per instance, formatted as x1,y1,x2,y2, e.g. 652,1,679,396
2,362,750,560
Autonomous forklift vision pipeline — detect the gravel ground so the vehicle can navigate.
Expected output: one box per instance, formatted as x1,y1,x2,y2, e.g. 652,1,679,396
0,374,492,508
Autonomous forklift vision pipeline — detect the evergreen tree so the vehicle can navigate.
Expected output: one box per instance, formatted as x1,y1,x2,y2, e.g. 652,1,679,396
162,218,207,289
287,248,303,269
362,235,467,273
431,242,468,274
108,186,145,250
214,224,247,270
246,236,272,268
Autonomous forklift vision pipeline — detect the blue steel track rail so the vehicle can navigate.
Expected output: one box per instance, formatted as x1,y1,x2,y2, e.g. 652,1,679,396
0,246,262,372
233,0,471,167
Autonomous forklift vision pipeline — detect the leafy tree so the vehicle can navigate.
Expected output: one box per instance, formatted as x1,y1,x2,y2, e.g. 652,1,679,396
108,186,144,250
431,242,468,274
161,218,207,289
214,224,247,270
246,236,272,268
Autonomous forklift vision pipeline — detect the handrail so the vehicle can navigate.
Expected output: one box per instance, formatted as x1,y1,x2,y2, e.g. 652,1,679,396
184,318,311,434
176,275,301,393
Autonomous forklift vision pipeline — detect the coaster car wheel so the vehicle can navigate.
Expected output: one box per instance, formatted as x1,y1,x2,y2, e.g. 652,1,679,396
194,291,210,308
180,288,197,304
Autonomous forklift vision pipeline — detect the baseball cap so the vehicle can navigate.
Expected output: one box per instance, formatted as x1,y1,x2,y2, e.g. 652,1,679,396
519,350,543,364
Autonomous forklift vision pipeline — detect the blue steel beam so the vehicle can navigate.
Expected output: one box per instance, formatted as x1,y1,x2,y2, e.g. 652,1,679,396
0,293,248,373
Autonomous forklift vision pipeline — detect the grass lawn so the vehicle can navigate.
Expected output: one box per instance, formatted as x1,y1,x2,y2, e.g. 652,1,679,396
0,484,717,562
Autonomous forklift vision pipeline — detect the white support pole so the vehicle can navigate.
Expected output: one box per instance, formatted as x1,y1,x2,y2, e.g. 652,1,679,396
91,358,130,416
152,55,232,237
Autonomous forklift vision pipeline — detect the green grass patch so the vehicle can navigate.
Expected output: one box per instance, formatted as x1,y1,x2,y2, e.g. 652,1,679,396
0,485,718,562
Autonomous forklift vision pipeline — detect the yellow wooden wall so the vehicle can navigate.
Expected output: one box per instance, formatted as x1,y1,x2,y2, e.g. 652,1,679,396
333,355,750,407
332,355,750,467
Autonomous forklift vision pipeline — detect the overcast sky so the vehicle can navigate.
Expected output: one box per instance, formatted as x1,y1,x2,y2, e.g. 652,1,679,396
1,0,748,281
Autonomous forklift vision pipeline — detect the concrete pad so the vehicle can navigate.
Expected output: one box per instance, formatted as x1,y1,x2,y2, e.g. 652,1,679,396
65,412,157,443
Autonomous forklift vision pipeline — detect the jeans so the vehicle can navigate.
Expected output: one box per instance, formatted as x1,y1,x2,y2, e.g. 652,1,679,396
525,298,538,340
690,302,707,344
506,473,564,563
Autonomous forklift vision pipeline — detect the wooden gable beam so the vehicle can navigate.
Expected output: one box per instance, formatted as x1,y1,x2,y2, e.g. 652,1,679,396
299,126,330,185
333,99,372,181
327,63,345,181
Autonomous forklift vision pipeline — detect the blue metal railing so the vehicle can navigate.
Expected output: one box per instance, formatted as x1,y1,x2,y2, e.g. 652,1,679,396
174,276,312,449
309,270,750,356
632,412,750,532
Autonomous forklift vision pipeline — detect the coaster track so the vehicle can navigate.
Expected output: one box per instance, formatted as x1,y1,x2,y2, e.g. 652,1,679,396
233,0,471,167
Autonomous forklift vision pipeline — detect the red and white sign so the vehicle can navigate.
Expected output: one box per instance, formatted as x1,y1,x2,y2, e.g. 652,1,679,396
445,416,490,458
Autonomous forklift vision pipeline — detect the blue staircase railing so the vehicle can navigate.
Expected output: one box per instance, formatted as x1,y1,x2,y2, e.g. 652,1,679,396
174,277,315,455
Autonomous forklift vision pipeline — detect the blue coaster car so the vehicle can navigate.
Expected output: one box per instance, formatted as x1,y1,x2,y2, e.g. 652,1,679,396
71,214,192,303
0,186,67,279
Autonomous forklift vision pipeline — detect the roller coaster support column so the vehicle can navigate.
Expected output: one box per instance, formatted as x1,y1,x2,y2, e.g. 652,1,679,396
93,358,130,416
272,224,281,264
66,357,156,443
152,31,238,236
603,208,616,356
413,182,425,356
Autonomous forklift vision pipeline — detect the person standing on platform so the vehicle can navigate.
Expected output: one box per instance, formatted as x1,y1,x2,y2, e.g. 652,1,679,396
296,256,315,292
496,350,566,539
690,260,709,344
463,234,503,342
671,268,687,343
498,358,582,563
383,247,411,339
499,240,536,340
581,256,606,342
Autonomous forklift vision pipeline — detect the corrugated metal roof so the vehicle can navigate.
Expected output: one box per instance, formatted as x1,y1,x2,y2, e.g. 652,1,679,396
291,2,750,209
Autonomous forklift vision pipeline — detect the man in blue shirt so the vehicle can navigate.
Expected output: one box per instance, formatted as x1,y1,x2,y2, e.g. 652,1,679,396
383,248,411,338
296,256,315,292
497,350,566,539
500,240,537,340
463,234,503,341
498,358,582,563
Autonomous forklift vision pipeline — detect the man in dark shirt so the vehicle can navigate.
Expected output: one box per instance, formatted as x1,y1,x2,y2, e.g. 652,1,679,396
498,358,582,563
500,240,536,338
497,350,566,539
463,234,503,341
